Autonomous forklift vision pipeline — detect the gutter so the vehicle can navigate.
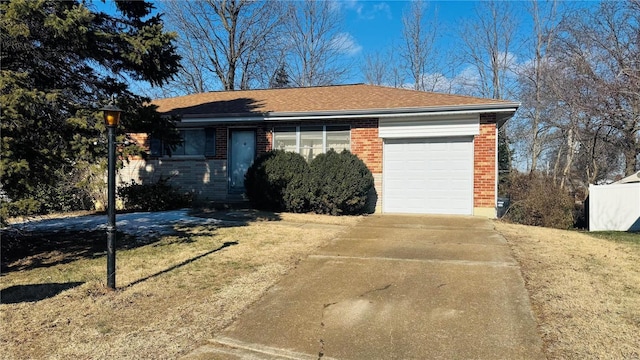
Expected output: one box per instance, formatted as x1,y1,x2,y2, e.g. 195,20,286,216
176,102,520,125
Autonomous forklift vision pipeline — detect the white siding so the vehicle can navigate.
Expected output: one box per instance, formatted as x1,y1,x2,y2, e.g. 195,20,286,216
589,183,640,231
379,115,479,139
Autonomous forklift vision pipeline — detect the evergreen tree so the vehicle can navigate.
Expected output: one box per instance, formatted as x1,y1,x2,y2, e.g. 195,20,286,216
270,63,290,89
497,127,513,196
0,0,181,219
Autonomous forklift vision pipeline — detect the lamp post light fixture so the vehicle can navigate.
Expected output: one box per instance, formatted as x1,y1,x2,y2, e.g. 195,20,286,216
100,103,122,290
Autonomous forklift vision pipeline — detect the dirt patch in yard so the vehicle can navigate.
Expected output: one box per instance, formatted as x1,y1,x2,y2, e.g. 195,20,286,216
495,222,640,359
1,213,360,359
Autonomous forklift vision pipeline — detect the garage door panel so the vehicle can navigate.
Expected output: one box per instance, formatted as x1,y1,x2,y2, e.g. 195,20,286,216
383,137,474,215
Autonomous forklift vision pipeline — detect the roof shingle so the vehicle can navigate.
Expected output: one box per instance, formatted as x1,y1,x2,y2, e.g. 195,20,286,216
151,84,516,117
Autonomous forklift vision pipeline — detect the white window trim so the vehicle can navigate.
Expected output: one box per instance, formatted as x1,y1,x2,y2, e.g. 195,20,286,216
274,125,351,157
322,127,327,153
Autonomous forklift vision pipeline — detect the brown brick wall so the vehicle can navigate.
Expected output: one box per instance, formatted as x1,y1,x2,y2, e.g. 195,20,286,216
214,127,227,160
256,127,271,156
350,119,383,174
126,133,149,160
123,114,498,213
129,133,148,148
135,121,383,174
474,114,497,208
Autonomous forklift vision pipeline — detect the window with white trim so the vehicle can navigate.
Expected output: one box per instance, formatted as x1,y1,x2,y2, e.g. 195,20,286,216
150,128,216,157
273,125,351,162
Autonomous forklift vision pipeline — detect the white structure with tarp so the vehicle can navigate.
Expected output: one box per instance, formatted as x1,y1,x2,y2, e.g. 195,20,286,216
589,171,640,231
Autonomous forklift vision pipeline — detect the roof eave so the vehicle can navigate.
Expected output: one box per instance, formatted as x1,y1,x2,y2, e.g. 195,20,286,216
175,102,520,124
267,103,520,119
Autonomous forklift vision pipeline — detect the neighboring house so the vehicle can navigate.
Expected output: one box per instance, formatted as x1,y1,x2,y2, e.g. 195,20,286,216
589,171,640,231
120,84,519,217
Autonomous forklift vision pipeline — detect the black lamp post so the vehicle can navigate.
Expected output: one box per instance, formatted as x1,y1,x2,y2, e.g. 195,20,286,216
100,104,122,290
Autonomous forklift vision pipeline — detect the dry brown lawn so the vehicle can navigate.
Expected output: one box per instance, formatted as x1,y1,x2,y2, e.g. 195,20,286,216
1,212,359,359
5,212,640,360
496,222,640,359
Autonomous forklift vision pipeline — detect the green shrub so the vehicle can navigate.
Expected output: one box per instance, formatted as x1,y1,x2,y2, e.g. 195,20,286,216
32,182,93,213
0,180,93,226
0,198,41,226
244,149,374,215
117,177,192,212
502,172,574,229
308,149,374,215
282,173,313,213
244,150,310,212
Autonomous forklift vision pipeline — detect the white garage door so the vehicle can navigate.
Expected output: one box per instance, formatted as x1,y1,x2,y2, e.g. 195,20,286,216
383,137,474,214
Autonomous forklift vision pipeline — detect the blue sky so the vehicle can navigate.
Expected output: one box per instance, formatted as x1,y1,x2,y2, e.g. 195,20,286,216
328,1,503,87
341,1,480,53
95,0,597,94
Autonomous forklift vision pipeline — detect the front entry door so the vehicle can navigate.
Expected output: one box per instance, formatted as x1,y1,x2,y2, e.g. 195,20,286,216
229,130,256,193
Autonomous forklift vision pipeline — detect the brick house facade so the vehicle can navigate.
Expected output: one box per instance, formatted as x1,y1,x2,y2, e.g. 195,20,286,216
120,85,517,217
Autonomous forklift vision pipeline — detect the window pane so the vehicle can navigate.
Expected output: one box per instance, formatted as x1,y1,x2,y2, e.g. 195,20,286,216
273,127,297,152
184,129,205,155
150,138,162,157
326,125,350,153
204,128,216,156
300,126,323,161
172,130,186,155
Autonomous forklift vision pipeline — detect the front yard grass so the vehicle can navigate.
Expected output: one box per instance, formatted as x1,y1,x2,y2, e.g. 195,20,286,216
1,212,360,359
496,221,640,359
587,230,640,246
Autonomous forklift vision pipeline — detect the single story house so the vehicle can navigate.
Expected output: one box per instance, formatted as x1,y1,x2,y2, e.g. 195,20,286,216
120,84,519,217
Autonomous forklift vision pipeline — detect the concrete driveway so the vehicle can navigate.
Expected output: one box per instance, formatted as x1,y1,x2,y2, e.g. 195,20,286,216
185,215,544,359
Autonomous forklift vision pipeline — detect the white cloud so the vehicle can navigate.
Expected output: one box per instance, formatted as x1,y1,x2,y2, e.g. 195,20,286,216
342,0,360,9
332,32,363,57
372,3,392,19
452,66,483,90
400,73,457,93
340,1,392,20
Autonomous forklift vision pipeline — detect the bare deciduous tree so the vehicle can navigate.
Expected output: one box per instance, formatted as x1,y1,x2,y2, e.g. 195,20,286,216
551,1,640,178
361,51,388,86
163,0,284,91
457,0,521,99
457,1,521,177
516,0,559,173
282,0,349,87
399,0,440,91
361,46,404,87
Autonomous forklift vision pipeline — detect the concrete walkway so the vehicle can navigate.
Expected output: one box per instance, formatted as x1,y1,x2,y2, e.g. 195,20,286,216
184,215,544,360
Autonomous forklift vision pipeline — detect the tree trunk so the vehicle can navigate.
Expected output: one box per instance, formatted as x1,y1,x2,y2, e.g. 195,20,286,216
560,128,574,189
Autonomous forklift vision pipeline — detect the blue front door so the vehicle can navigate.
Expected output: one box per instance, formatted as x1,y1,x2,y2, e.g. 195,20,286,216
229,130,256,193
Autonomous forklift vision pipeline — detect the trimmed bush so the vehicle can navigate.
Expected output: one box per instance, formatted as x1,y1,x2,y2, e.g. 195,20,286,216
244,150,310,212
117,177,192,212
244,149,374,215
308,149,374,215
502,172,574,229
